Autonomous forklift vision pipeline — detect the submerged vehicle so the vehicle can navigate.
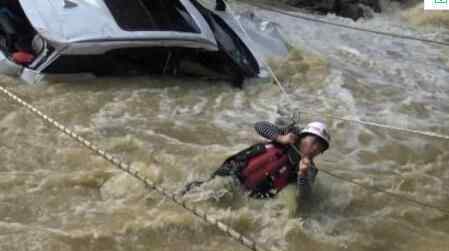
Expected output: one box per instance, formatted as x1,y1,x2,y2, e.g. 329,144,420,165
0,0,288,86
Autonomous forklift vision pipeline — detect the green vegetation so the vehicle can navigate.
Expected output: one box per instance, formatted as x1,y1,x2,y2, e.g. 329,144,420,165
403,3,449,28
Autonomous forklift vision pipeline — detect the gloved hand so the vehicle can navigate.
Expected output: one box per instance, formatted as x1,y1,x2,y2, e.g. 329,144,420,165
275,132,298,145
298,157,311,177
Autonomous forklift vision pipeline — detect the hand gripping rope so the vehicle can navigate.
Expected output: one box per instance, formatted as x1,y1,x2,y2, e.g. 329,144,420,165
227,0,449,141
224,0,449,215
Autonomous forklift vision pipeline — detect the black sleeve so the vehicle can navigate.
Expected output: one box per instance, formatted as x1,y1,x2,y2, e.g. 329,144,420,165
297,166,318,201
254,121,289,140
297,175,312,201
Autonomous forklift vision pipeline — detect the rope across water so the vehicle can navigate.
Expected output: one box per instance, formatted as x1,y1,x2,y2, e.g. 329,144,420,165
1,2,448,250
0,85,274,251
224,0,449,215
227,0,449,141
241,0,449,48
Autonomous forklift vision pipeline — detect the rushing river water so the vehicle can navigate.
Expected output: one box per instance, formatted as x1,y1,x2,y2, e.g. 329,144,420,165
1,2,449,251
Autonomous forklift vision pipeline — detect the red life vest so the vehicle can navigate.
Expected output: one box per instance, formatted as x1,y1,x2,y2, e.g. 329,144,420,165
240,144,295,193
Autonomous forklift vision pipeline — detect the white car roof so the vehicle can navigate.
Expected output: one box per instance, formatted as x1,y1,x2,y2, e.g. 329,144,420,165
19,0,217,49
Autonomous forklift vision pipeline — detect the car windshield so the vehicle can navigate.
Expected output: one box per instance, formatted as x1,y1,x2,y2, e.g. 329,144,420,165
104,0,200,32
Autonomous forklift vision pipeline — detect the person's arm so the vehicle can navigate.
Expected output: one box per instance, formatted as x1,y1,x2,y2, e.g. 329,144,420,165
297,175,312,201
297,158,318,201
254,121,295,144
255,121,282,140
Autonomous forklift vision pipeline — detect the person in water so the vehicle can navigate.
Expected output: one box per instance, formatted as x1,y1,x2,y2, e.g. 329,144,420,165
183,120,331,200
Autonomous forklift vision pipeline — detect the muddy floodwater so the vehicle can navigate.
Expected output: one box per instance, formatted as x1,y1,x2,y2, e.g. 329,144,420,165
1,2,449,251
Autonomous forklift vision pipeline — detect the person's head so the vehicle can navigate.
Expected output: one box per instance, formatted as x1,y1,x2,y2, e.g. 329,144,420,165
297,121,330,159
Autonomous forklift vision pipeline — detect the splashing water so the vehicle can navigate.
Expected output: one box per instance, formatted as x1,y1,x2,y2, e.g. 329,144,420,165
1,2,449,251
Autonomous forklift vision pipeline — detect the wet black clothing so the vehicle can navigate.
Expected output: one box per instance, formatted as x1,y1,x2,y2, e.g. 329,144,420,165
182,121,318,199
213,121,318,199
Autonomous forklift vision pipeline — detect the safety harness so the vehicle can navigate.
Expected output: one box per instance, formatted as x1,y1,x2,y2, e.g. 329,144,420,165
215,142,300,197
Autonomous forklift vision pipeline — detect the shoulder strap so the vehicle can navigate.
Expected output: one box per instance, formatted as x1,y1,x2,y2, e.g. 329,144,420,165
286,145,301,167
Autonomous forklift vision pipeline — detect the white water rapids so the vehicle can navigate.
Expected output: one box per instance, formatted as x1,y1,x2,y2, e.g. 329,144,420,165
1,2,449,251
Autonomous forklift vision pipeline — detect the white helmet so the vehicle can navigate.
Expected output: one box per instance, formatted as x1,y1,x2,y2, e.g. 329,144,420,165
299,121,330,151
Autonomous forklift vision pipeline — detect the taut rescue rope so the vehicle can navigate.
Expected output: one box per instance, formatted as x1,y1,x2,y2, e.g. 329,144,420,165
224,1,449,215
0,84,275,251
